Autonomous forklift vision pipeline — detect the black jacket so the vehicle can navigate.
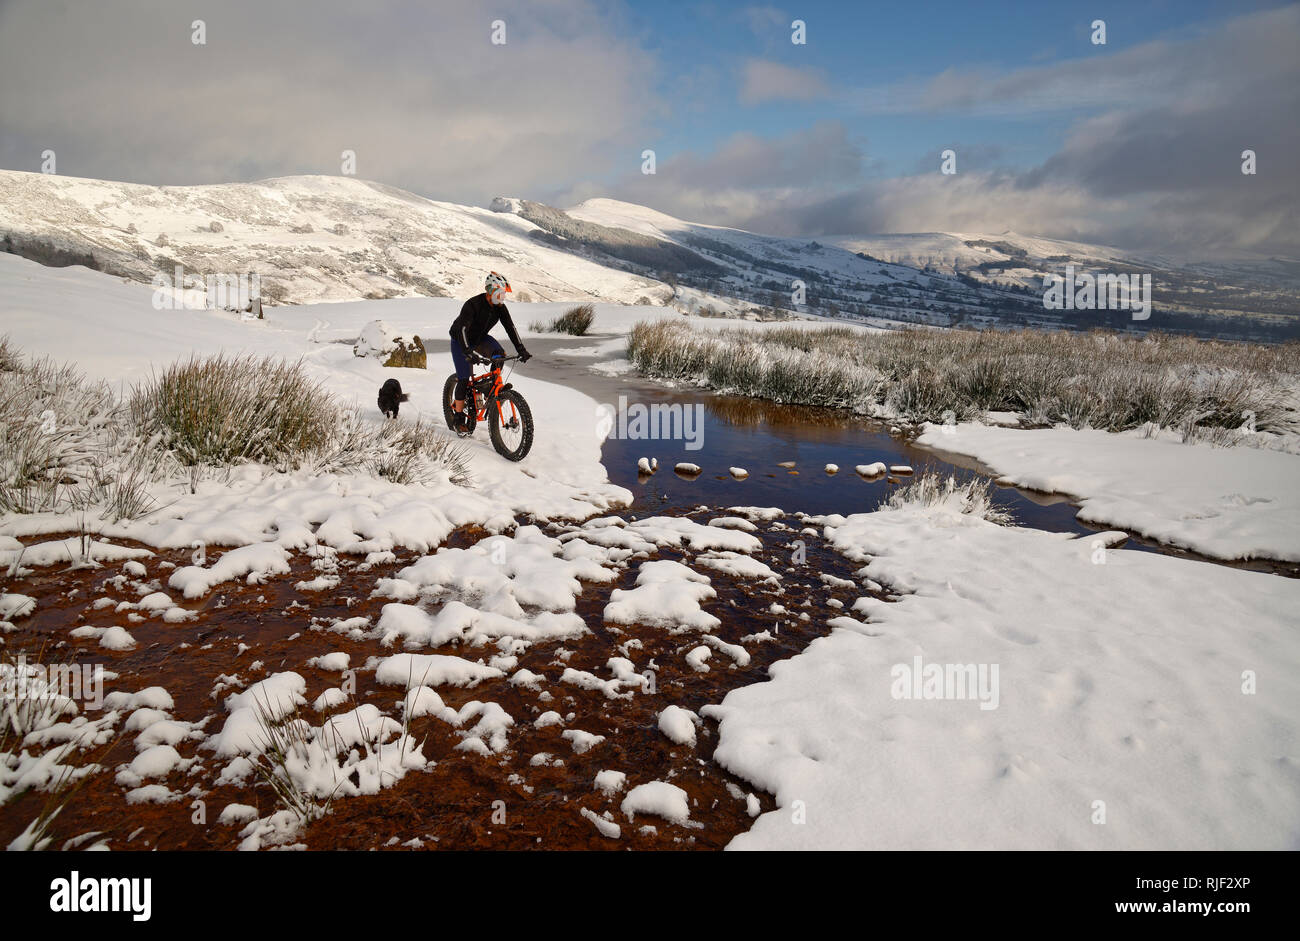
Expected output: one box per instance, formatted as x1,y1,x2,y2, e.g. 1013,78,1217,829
449,293,524,352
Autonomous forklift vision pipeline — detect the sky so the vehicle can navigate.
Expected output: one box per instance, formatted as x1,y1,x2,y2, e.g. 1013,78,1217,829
0,0,1296,257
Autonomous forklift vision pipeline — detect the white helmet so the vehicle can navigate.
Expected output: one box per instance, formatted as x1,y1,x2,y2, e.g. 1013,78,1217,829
485,271,511,301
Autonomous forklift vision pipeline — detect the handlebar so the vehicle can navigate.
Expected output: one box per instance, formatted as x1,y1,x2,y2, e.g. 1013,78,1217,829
470,353,523,366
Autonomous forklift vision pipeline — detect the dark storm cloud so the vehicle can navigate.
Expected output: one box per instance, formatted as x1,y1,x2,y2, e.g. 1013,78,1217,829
0,0,660,204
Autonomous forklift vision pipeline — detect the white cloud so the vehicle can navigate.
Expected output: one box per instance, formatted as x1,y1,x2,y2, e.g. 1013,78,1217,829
739,58,828,104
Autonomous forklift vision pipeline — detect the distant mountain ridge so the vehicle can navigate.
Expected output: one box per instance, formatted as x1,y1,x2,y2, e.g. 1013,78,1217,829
1,170,1295,340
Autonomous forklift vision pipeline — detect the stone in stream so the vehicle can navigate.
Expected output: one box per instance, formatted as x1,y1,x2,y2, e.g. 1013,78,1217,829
856,462,887,477
674,462,702,479
729,467,749,479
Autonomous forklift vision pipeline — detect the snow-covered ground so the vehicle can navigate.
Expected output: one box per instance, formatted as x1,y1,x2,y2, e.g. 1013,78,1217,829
705,496,1300,850
0,252,633,535
916,421,1300,562
2,250,1296,851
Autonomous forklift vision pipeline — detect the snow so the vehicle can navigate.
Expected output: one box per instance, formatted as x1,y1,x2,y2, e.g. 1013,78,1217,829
535,711,564,728
620,781,693,826
104,687,174,713
72,625,138,650
306,652,350,672
593,770,627,795
374,653,504,689
115,744,187,787
562,729,606,754
0,594,36,619
580,807,622,839
917,422,1300,561
685,646,712,673
726,506,784,521
125,785,182,805
135,720,192,751
0,537,151,568
313,688,348,712
98,626,137,651
169,543,293,599
510,670,547,691
604,560,720,632
224,673,307,719
708,516,758,532
218,804,260,826
694,551,780,583
392,525,616,615
657,705,699,746
321,705,402,752
353,320,402,359
702,634,751,667
402,687,458,724
0,171,668,308
593,516,762,554
559,667,632,700
703,499,1300,850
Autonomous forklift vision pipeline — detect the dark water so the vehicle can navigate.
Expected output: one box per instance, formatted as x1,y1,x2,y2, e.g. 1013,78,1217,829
599,387,1094,529
587,379,1297,577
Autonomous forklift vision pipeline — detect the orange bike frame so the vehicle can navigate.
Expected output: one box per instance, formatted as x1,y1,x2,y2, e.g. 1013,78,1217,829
469,364,512,424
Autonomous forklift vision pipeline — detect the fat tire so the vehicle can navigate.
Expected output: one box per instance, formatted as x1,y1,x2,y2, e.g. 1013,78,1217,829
489,389,534,461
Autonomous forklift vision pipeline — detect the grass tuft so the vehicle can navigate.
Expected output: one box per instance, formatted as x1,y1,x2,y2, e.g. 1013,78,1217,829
885,472,1013,524
531,303,595,336
130,354,338,467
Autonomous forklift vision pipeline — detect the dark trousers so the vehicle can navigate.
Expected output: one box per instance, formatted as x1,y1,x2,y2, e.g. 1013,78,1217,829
450,335,503,402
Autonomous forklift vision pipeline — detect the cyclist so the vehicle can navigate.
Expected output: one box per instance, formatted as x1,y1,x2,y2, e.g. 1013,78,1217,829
449,271,531,433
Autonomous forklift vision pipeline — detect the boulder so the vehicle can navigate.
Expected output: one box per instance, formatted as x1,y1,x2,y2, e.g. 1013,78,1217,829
384,335,426,369
354,320,427,368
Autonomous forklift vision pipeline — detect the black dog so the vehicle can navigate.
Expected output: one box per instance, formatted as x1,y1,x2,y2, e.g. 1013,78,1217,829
377,378,409,419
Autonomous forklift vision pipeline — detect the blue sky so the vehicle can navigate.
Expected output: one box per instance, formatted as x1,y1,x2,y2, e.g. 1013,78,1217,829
0,0,1295,254
619,0,1283,180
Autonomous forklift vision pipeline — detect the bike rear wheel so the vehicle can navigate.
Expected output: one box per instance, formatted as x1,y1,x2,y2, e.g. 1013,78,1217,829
489,389,533,461
442,374,476,434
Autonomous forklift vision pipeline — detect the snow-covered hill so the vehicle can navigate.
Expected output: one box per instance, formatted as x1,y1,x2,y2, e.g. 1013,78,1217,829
562,198,1300,337
2,170,1296,339
0,170,667,307
832,230,1300,290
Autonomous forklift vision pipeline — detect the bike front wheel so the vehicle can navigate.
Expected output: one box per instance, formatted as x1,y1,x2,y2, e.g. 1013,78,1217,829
489,389,534,461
